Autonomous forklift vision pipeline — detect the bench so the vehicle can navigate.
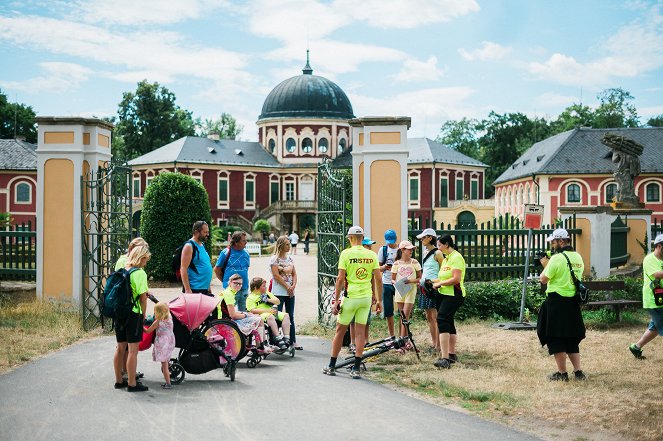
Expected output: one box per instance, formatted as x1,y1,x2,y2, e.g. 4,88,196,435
245,243,262,256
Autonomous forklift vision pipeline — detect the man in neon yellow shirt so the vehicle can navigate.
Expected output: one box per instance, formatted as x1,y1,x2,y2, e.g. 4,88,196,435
629,234,663,359
323,226,383,379
538,228,586,382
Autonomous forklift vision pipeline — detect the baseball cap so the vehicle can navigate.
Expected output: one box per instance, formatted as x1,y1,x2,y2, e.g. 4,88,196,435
416,228,437,240
362,237,376,245
347,226,364,236
546,228,570,242
398,240,415,250
384,229,397,244
654,234,663,246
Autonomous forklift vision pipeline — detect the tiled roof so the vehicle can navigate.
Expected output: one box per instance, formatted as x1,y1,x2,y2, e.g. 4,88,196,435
0,139,37,170
494,127,663,185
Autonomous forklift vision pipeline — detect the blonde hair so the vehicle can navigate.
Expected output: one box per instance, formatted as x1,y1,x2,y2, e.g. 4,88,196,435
274,236,290,256
127,237,148,253
229,273,242,282
126,245,151,267
154,302,170,321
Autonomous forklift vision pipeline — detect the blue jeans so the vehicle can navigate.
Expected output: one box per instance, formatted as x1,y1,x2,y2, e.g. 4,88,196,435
235,288,249,312
276,295,296,343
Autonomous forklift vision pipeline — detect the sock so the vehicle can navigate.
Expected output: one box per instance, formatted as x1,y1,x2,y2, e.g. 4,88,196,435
353,356,361,371
329,357,337,368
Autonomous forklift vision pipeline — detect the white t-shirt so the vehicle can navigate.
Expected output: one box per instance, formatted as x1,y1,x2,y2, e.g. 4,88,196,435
289,233,299,245
377,245,399,285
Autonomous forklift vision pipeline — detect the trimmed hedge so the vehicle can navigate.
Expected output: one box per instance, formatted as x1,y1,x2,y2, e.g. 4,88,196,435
140,172,212,280
455,278,546,321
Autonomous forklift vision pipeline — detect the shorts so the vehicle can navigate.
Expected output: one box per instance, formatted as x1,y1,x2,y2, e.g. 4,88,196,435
394,284,417,304
115,311,143,343
382,284,395,318
182,287,213,297
546,337,581,355
647,307,663,336
260,310,286,322
437,293,464,334
417,286,440,310
338,296,372,326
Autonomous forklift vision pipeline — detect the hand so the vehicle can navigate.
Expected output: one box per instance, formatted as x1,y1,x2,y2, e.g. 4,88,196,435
332,301,340,316
260,293,270,303
287,285,295,296
374,301,383,315
184,288,192,294
433,281,442,289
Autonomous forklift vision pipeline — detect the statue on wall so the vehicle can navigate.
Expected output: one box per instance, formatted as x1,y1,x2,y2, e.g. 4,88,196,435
601,133,644,208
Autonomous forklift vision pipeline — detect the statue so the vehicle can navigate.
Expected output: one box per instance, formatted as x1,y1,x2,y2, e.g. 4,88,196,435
601,133,644,208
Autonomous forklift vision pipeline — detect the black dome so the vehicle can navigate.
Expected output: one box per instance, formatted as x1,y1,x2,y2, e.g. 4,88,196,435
259,68,354,120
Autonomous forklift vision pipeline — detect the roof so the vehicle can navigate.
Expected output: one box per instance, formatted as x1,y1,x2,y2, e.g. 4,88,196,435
0,139,37,170
494,127,663,185
330,137,488,169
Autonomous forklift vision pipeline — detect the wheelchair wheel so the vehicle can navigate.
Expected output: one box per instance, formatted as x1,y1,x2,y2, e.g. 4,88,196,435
289,347,295,358
169,359,185,384
247,357,257,368
229,360,236,382
202,319,247,361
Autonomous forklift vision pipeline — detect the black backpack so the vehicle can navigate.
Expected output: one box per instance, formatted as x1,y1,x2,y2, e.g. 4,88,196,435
172,240,198,281
101,268,139,321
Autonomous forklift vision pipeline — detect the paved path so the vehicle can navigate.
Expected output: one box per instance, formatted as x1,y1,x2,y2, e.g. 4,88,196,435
0,334,539,441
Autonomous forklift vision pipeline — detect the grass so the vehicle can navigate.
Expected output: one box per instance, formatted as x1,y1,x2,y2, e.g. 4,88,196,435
301,311,663,441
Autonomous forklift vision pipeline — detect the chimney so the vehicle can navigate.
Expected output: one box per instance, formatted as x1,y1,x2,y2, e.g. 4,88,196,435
207,132,220,141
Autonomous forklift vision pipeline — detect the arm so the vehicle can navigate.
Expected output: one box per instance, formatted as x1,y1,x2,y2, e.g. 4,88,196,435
391,262,398,282
139,293,148,320
433,269,461,288
213,249,227,283
435,250,444,265
271,263,290,288
332,270,347,315
372,269,383,315
227,304,249,321
180,244,193,293
145,318,160,333
288,266,298,296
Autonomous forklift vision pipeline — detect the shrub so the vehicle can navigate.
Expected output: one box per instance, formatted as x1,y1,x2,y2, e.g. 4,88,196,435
140,172,212,280
253,219,271,240
455,279,546,321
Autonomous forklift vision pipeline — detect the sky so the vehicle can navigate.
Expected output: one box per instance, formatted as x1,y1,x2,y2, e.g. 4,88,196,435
1,0,662,142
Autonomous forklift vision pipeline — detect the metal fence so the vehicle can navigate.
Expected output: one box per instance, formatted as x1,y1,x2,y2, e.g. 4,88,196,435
0,221,36,281
653,218,663,245
408,213,579,281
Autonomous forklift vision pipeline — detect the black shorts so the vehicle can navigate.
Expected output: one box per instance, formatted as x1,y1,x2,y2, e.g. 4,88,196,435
115,311,143,343
546,337,581,355
182,287,213,297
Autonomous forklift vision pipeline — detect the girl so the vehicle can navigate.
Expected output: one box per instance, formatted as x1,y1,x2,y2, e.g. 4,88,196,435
270,236,301,349
391,240,422,346
145,302,176,389
416,229,444,354
246,277,292,350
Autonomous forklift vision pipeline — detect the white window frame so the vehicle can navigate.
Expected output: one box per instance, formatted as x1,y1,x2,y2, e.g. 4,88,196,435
132,173,141,198
14,181,32,204
408,170,420,209
646,182,661,203
470,175,479,200
284,177,296,201
604,182,617,204
145,170,155,189
566,183,582,204
244,172,256,209
455,175,464,201
439,171,449,208
269,174,280,205
189,169,203,186
217,171,230,209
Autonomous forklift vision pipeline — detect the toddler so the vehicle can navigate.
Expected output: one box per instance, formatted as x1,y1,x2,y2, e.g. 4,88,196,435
145,302,176,389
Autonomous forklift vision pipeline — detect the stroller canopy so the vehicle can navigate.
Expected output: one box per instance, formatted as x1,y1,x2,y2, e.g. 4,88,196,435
169,294,219,331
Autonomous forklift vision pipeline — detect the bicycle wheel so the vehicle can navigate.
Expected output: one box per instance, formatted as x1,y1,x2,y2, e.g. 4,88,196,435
202,319,247,361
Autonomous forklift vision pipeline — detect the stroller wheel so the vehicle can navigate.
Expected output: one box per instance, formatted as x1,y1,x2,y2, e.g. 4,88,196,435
169,360,185,384
229,360,236,382
247,357,258,368
289,347,295,358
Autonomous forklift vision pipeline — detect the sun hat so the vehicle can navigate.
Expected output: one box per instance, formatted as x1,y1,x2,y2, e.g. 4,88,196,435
654,234,663,246
546,228,570,242
384,229,397,244
398,240,415,250
362,237,376,245
347,226,364,236
416,228,437,240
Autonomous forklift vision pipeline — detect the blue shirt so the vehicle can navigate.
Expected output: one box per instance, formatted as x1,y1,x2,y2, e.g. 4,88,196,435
188,241,213,290
216,247,250,289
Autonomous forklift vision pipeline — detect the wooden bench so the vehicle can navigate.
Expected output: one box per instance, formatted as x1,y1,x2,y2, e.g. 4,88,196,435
245,243,262,256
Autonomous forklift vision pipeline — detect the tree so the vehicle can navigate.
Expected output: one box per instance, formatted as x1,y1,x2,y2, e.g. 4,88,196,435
140,172,212,280
646,114,663,127
436,118,481,159
593,87,639,128
253,219,271,241
196,113,243,140
0,90,37,143
113,81,195,161
550,103,595,134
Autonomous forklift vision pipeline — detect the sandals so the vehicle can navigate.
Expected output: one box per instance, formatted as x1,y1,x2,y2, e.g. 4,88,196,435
294,344,303,350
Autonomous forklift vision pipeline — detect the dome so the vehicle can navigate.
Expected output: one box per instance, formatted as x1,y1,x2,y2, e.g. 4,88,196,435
259,61,354,121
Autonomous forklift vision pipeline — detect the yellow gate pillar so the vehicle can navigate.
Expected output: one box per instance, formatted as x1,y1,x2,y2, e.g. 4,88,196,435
349,117,411,242
35,117,113,303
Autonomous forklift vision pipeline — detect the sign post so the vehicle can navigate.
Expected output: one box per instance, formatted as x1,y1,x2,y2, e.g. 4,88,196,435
518,204,544,322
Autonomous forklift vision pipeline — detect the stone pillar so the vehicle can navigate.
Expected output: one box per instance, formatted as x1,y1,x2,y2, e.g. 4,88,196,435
35,117,113,302
349,117,411,241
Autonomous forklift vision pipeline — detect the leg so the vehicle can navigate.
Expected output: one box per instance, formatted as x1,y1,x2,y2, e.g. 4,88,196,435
553,352,568,373
330,322,349,359
284,296,297,344
161,361,171,385
439,333,450,359
636,329,658,349
349,321,355,346
266,315,279,335
401,303,414,337
113,342,128,384
396,302,405,337
425,308,439,350
281,314,291,338
354,323,367,357
382,285,395,337
568,353,581,372
126,342,139,386
449,333,457,355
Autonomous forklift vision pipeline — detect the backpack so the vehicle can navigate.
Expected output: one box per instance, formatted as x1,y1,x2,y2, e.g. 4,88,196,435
379,245,388,265
101,268,140,321
172,240,198,281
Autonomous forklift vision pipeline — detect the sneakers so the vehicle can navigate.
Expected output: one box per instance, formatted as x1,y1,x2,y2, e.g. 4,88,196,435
349,368,361,379
161,383,173,389
448,353,458,363
322,366,336,376
548,372,569,382
573,370,586,380
629,343,645,359
114,380,128,389
433,358,451,369
127,383,149,392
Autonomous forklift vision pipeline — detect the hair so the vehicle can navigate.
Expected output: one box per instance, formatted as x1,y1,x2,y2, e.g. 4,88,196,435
154,302,170,321
127,237,148,253
395,248,403,261
274,235,290,256
229,273,242,283
192,220,208,234
437,234,456,250
230,231,247,245
250,277,265,292
126,245,151,267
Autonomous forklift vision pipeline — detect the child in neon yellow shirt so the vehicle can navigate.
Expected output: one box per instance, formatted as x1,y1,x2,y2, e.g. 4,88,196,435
246,277,292,350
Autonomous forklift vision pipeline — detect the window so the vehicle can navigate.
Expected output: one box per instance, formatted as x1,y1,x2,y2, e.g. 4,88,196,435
409,175,420,208
268,139,276,153
15,182,31,203
302,138,313,153
190,171,203,186
471,180,478,200
146,175,154,188
245,174,255,208
646,182,661,202
285,182,295,201
318,138,328,154
605,183,617,203
439,177,448,207
286,138,296,153
132,175,141,198
338,138,346,153
455,178,464,200
218,173,229,208
270,181,280,204
567,183,580,203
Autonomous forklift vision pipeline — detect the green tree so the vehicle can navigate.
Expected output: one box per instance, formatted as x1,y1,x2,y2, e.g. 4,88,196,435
140,172,212,280
196,113,243,139
0,90,37,143
253,219,271,241
436,117,481,159
0,212,13,229
646,114,663,127
593,87,639,128
550,103,595,134
113,81,195,161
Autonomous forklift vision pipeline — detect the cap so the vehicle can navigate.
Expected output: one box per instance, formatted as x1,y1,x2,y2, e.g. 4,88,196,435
416,228,437,240
654,234,663,246
347,226,364,236
546,228,570,242
362,238,376,245
384,229,397,244
398,240,415,250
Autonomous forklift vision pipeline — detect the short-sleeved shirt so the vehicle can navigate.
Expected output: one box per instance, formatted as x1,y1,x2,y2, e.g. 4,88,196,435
129,268,148,314
188,241,213,290
338,245,379,299
217,286,238,318
543,250,584,298
437,250,466,297
377,245,399,285
270,255,295,297
216,247,250,289
392,259,421,298
246,291,278,312
642,252,663,309
420,249,441,283
114,254,127,271
289,233,299,245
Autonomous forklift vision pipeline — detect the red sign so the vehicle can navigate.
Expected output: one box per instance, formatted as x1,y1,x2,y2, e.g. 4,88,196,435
523,204,544,229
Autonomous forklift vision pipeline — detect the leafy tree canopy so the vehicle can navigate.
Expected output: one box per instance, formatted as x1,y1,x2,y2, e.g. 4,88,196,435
592,87,639,128
436,117,481,159
196,113,243,140
646,114,663,127
0,90,37,143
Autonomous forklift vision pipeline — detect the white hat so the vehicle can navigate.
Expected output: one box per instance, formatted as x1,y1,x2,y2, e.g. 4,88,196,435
546,228,570,242
416,228,437,240
654,234,663,246
347,226,364,236
398,240,416,250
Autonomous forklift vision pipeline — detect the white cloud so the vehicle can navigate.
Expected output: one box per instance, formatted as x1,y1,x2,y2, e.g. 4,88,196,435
458,41,512,61
0,62,91,93
532,92,580,109
337,0,480,28
391,56,446,83
640,105,663,119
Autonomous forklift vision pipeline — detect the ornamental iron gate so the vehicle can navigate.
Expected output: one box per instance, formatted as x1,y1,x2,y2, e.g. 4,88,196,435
81,162,133,330
316,159,352,327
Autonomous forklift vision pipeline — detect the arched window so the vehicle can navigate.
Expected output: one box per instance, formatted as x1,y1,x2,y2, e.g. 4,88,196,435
457,211,476,228
646,182,661,202
286,138,296,153
567,183,581,203
16,182,31,203
268,139,276,153
338,138,346,153
318,138,328,154
605,183,617,203
302,138,313,153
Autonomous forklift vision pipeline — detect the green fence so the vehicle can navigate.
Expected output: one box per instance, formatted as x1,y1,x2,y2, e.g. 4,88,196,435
409,214,578,281
1,221,36,281
652,218,662,246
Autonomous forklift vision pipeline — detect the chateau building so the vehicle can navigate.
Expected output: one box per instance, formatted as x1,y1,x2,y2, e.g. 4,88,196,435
0,138,37,226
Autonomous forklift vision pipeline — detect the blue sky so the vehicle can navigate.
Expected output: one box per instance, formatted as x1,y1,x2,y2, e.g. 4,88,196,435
1,0,662,141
